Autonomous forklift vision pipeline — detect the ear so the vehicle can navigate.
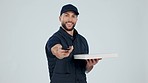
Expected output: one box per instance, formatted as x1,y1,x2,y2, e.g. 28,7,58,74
76,17,78,22
59,16,61,22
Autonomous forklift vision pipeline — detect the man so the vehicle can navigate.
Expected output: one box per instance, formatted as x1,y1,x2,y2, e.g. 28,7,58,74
45,4,101,83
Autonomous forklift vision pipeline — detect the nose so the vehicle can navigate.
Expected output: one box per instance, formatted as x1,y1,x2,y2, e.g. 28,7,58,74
68,16,73,21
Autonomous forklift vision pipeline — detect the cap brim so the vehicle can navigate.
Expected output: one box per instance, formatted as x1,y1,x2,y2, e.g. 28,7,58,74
61,10,79,15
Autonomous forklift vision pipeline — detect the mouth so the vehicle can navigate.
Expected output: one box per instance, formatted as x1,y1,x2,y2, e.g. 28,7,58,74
66,22,74,27
62,21,75,31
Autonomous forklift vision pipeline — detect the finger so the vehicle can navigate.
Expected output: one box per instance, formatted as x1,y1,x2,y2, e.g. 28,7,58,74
58,49,66,53
60,52,69,58
86,59,91,65
94,59,101,64
55,44,62,49
87,59,96,66
90,59,97,65
60,47,73,58
88,59,93,64
94,59,99,64
86,59,89,63
92,59,98,64
90,59,93,63
96,58,102,63
62,46,73,55
69,46,74,52
94,59,99,62
98,58,102,60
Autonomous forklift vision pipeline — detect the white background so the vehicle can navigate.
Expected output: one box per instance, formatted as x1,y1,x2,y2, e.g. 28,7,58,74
0,0,147,83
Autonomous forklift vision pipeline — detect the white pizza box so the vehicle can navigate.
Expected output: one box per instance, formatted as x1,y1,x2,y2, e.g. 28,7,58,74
74,53,118,59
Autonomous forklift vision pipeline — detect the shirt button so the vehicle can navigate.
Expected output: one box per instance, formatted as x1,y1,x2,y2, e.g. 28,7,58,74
71,37,73,39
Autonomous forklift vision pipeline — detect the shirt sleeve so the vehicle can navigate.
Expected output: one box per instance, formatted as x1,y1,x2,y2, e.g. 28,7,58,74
45,36,60,57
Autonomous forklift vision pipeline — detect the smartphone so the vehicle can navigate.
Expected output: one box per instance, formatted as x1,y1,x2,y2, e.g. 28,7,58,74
62,47,70,50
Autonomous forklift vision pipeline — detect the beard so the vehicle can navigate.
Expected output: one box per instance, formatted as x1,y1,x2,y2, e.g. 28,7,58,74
62,21,75,31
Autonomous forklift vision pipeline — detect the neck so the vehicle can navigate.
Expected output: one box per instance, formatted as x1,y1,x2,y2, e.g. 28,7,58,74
61,26,74,36
66,30,74,36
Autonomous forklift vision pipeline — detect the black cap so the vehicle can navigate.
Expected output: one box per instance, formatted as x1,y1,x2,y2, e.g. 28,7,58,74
60,4,79,16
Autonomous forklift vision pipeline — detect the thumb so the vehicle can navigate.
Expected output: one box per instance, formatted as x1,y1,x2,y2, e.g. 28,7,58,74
69,46,74,52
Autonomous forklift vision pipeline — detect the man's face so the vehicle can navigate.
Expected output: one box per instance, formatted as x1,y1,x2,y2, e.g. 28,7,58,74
59,11,78,31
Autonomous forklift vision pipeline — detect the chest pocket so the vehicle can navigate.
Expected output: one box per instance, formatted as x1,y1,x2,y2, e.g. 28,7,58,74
73,36,88,55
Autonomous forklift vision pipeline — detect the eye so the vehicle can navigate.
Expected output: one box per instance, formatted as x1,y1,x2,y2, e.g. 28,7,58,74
64,14,69,17
72,15,77,18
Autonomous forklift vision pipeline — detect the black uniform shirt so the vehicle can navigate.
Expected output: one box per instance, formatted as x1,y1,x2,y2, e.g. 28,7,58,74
45,27,89,83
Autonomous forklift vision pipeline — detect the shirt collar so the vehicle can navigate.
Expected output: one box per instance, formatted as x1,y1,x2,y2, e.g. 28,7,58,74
59,26,78,39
